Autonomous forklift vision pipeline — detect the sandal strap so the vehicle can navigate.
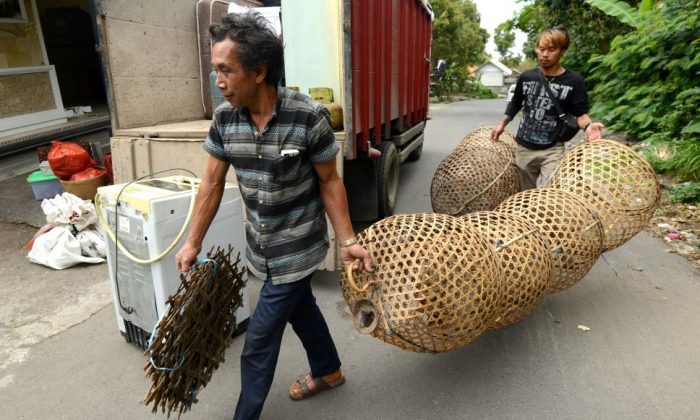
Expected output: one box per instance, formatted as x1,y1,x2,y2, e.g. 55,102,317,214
297,379,311,395
290,372,345,401
293,375,319,398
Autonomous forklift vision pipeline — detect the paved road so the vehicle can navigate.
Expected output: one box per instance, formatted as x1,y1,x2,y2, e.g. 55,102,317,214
1,100,699,420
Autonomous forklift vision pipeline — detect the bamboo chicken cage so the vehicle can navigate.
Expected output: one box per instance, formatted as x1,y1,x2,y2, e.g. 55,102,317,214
431,127,519,215
341,131,660,353
495,188,604,293
544,139,660,251
339,213,503,353
460,211,552,329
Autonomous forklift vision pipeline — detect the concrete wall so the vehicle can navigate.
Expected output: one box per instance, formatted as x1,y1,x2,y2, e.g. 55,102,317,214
111,136,226,184
99,0,204,130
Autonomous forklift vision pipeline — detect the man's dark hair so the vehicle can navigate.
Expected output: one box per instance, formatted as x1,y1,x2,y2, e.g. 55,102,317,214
209,11,284,85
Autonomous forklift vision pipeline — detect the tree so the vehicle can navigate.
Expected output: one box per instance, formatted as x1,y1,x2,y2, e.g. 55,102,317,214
511,0,635,75
494,22,515,58
431,0,489,68
589,1,699,135
494,21,522,68
589,0,699,183
584,0,660,28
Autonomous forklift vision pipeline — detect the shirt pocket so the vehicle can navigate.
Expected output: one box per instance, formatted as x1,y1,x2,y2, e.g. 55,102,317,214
272,154,305,186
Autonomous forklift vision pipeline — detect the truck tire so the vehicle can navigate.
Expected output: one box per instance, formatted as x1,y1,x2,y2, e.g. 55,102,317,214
407,143,423,162
376,141,399,218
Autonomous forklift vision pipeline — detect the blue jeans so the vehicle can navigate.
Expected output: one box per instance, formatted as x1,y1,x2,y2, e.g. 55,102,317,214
233,273,341,420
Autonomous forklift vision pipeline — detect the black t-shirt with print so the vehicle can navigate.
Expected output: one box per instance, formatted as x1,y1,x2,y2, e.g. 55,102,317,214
505,68,589,150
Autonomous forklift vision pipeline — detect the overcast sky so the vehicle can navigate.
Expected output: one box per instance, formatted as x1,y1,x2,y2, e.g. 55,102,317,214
472,0,528,59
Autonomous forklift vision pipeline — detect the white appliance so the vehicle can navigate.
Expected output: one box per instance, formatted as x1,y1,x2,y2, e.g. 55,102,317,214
97,176,250,349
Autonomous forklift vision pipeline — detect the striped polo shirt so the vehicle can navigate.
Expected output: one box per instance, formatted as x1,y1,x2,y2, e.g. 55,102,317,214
204,87,339,284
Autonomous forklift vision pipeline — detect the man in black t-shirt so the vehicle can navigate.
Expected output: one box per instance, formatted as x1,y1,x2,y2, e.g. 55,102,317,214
491,26,604,190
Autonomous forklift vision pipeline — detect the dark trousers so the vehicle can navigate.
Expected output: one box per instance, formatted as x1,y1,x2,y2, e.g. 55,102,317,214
233,273,341,420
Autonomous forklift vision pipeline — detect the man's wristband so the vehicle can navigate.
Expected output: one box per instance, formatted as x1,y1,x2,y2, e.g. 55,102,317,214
339,236,358,248
583,121,593,131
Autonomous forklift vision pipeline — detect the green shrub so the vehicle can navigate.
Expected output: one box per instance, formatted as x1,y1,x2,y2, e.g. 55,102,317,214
672,139,700,182
640,139,700,182
589,0,699,182
670,182,700,204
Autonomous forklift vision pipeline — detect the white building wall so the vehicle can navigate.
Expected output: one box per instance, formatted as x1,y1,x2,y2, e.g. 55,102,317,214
476,63,504,87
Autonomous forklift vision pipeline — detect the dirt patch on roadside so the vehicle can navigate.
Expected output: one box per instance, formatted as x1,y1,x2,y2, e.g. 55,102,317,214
607,134,700,271
644,175,700,270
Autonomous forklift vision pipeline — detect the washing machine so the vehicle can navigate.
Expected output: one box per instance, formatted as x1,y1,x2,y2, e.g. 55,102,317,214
96,176,250,349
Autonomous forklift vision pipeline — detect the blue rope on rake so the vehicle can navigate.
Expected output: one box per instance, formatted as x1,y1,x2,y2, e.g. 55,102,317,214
144,246,247,417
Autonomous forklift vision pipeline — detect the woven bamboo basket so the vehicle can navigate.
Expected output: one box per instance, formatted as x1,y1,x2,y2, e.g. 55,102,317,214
59,172,107,201
457,126,517,156
499,129,517,151
461,212,552,329
340,213,503,353
496,188,604,293
457,132,516,161
431,145,518,215
544,139,660,251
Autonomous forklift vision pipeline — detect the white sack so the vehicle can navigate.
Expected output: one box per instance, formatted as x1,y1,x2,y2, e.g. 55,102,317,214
76,228,106,258
41,192,98,231
27,225,104,270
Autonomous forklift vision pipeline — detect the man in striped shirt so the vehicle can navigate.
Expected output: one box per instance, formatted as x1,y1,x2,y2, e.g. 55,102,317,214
176,11,372,420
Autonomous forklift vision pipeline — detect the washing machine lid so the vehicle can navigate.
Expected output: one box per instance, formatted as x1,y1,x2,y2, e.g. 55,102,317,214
98,177,200,215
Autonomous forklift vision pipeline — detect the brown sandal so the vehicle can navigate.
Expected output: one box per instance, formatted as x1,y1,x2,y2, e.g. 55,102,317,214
289,372,345,401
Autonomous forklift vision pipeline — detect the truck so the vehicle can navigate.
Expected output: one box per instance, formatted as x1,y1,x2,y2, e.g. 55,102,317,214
95,0,433,270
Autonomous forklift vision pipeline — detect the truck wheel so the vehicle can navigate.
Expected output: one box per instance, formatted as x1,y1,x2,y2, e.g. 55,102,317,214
376,141,399,218
407,143,423,162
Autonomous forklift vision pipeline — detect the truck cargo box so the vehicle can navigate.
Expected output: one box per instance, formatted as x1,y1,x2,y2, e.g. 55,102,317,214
95,0,432,269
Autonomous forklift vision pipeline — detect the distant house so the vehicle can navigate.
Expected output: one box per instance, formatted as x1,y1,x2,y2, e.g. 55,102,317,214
473,59,518,95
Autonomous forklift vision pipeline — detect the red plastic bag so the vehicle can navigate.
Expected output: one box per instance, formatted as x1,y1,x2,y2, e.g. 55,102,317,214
70,167,107,182
48,141,95,180
102,152,114,184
